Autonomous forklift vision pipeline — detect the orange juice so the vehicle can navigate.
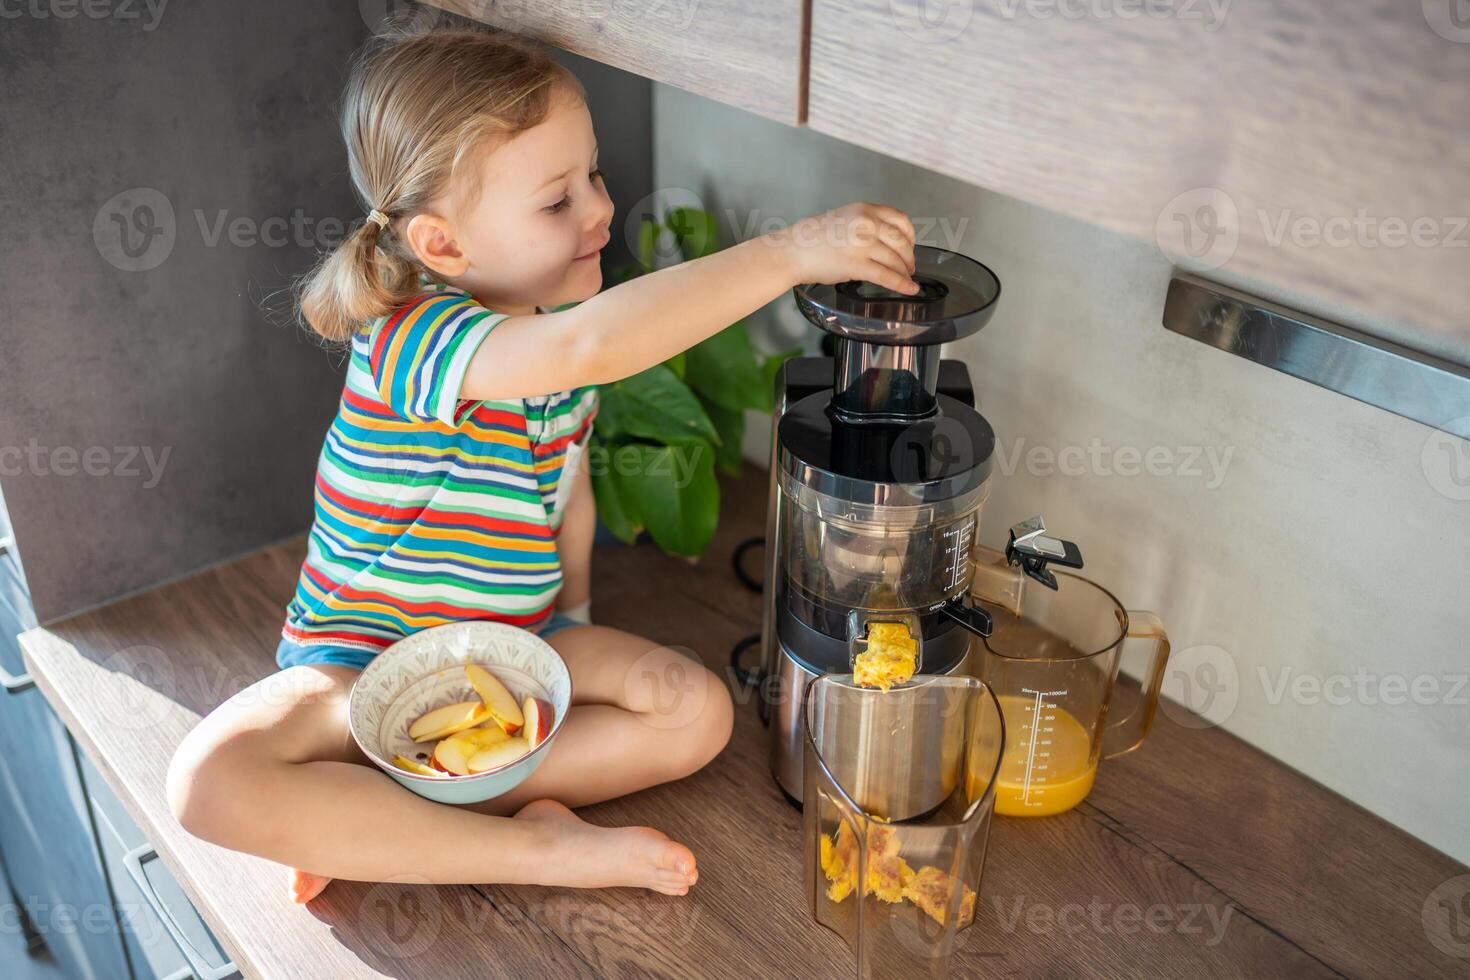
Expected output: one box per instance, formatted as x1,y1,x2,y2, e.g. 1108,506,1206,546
993,694,1096,816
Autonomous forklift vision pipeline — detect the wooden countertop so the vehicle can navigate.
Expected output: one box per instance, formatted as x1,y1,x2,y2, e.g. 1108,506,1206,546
20,466,1468,978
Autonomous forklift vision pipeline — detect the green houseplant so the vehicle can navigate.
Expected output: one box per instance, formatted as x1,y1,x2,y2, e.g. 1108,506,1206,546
590,207,795,557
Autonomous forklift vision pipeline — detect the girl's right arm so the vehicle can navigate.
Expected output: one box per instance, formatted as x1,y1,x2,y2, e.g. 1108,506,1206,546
459,202,918,401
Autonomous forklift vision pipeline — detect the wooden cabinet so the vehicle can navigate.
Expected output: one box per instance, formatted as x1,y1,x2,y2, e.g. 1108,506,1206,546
426,0,808,124
806,0,1470,360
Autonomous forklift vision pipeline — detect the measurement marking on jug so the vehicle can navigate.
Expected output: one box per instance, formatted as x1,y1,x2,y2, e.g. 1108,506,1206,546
1019,688,1068,807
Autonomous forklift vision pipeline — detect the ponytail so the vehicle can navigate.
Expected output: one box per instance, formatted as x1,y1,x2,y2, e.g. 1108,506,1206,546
298,211,420,343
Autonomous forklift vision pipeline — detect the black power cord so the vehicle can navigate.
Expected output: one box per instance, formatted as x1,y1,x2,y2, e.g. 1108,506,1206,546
729,535,764,688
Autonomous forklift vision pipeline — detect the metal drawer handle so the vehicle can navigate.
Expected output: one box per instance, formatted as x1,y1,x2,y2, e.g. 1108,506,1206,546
122,844,239,980
0,660,33,694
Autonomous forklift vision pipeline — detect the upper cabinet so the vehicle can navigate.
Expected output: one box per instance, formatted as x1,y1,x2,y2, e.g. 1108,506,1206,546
807,0,1470,361
427,0,808,124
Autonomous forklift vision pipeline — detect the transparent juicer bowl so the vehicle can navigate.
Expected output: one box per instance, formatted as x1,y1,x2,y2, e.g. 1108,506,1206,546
781,471,990,618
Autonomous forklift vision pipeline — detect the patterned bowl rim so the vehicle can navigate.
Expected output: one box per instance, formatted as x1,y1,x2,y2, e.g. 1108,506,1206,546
347,622,573,783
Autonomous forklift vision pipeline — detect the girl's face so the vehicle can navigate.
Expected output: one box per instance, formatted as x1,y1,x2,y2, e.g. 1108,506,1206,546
419,86,614,314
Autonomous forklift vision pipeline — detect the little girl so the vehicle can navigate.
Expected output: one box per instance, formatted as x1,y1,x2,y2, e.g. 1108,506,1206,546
166,23,918,903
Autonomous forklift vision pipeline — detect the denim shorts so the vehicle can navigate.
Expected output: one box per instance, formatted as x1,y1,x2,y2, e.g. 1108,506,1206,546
275,612,585,672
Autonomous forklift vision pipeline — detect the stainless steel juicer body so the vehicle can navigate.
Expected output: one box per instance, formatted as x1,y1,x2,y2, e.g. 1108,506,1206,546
762,248,1005,802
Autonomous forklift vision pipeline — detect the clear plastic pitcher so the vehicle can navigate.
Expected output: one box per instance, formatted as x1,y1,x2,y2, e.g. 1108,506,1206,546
803,674,1004,978
970,548,1171,817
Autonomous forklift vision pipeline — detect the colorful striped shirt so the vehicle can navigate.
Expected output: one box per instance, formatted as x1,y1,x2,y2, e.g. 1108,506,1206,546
281,281,598,656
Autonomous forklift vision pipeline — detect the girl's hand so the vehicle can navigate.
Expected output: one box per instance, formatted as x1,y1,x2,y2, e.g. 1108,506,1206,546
773,202,920,295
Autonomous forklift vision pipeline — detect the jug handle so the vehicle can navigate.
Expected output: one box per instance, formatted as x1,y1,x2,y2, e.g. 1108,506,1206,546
1101,611,1171,759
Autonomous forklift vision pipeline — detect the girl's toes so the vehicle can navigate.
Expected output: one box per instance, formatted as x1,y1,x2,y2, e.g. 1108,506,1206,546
289,869,332,904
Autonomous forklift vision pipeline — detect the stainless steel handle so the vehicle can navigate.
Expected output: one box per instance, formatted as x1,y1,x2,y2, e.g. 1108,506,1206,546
122,844,239,980
0,659,33,694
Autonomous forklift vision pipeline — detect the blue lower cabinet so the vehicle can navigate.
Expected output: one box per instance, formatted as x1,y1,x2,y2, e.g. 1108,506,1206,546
80,755,238,980
0,547,132,980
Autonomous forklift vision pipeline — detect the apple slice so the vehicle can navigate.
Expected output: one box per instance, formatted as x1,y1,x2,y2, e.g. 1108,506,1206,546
466,736,531,774
391,755,446,778
432,726,511,775
408,700,488,743
465,664,524,735
521,695,554,747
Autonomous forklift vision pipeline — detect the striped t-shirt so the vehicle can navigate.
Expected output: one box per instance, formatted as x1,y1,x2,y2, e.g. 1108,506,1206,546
281,281,598,657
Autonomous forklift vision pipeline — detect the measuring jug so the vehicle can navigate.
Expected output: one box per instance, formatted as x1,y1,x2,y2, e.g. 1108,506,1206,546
969,548,1170,817
803,674,1004,978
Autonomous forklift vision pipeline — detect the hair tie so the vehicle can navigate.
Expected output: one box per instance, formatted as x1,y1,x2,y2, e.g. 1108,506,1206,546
366,209,390,230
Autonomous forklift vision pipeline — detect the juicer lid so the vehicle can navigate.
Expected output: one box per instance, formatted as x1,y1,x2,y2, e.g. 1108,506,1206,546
794,245,1001,346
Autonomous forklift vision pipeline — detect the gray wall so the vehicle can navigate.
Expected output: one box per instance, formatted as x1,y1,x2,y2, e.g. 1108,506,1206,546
651,83,1470,865
0,6,653,624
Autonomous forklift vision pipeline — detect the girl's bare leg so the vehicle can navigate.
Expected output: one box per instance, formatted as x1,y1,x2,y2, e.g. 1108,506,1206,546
166,625,732,902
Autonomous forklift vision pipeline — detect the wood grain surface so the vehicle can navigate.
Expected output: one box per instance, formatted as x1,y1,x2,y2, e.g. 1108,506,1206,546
20,465,1470,977
808,0,1470,365
423,0,808,125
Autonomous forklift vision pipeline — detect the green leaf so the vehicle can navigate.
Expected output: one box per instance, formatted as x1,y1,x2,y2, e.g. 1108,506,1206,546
700,396,746,476
665,207,718,260
610,443,719,556
684,322,768,412
590,458,640,544
608,262,641,284
593,364,718,446
664,351,686,381
636,218,660,272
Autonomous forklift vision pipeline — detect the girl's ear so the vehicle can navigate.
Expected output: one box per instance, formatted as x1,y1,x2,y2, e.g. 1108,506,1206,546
404,213,469,278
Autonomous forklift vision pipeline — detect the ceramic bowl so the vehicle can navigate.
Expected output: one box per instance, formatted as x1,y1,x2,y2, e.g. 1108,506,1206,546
348,622,572,804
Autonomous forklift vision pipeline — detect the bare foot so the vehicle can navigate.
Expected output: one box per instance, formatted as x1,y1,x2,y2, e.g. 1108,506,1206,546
513,798,698,896
289,868,332,904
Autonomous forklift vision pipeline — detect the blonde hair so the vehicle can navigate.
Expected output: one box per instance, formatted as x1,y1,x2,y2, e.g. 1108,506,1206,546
298,23,582,342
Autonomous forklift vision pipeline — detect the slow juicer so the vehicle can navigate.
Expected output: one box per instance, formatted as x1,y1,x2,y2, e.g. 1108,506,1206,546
761,246,1081,802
